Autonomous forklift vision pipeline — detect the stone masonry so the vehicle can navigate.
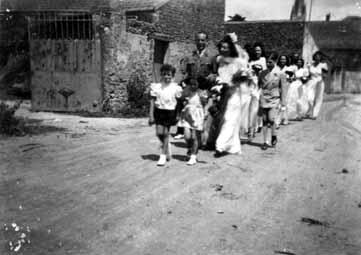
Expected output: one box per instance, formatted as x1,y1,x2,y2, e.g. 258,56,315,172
226,21,305,57
103,0,225,113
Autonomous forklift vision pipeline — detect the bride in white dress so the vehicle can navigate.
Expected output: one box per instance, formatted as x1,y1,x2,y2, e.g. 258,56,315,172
211,35,250,156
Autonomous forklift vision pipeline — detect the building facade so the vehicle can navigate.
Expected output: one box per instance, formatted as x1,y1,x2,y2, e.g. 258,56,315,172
0,0,225,113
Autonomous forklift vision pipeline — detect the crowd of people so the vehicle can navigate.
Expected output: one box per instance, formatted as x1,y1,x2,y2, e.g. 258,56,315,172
148,32,329,166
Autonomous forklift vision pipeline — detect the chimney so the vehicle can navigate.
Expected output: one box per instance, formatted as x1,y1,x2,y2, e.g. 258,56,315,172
325,13,331,22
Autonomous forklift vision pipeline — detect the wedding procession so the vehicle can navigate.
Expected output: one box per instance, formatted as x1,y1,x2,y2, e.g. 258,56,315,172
1,0,361,254
149,31,329,166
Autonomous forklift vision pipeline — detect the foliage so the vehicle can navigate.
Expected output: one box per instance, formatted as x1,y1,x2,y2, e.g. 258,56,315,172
0,101,25,136
125,70,150,117
227,14,246,22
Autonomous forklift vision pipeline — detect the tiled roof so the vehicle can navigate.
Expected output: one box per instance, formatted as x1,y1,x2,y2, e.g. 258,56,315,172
307,20,361,50
0,0,110,11
124,0,170,12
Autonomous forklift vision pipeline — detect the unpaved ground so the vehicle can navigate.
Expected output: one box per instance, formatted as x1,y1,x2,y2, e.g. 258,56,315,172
1,95,361,255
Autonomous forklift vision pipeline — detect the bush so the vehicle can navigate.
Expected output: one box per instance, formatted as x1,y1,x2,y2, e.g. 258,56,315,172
125,71,150,117
0,101,25,136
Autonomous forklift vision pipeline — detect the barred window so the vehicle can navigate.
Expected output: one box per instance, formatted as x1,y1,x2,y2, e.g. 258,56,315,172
29,12,95,40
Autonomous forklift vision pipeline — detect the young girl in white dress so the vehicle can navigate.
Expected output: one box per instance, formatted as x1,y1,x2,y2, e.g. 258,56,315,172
178,78,207,165
149,64,182,166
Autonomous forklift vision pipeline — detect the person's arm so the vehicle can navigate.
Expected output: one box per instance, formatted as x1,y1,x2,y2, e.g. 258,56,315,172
180,57,188,75
149,98,155,126
149,83,157,126
279,74,287,107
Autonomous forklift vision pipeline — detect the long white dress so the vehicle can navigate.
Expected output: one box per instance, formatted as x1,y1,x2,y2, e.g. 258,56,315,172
215,56,248,154
248,57,267,132
307,62,328,118
287,67,309,119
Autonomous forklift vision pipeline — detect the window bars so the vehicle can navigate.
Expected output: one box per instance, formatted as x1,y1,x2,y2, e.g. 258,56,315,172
29,12,95,40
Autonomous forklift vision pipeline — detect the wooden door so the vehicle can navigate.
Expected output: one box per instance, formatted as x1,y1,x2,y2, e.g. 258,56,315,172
29,12,102,112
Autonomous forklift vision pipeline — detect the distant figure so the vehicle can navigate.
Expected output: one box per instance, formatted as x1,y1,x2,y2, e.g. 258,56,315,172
275,54,293,127
306,51,328,119
287,58,309,120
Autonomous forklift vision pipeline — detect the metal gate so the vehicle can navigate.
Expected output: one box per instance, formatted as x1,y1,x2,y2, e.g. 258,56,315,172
28,12,102,112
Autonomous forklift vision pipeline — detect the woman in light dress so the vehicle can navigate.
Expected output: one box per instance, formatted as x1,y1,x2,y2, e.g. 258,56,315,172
287,58,309,120
306,51,328,119
274,55,293,127
211,34,250,157
248,43,267,139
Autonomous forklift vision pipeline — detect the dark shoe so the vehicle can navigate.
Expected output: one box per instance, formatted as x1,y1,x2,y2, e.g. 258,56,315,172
257,127,262,133
271,136,278,147
214,150,227,158
261,143,268,150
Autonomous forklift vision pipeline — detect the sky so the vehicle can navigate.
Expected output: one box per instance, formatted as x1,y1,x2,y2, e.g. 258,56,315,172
225,0,361,21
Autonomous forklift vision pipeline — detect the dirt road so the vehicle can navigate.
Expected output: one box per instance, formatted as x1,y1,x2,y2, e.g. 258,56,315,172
1,95,361,255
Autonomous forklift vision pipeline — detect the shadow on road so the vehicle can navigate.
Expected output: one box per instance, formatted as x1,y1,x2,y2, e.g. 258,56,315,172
141,154,159,161
171,141,187,148
172,154,188,162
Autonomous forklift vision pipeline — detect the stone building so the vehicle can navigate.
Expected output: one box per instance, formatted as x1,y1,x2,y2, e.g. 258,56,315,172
118,0,224,112
0,0,123,112
0,0,225,113
303,17,361,93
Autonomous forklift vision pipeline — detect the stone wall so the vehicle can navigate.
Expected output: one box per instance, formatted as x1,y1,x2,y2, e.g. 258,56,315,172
225,21,305,56
103,0,225,113
156,0,225,43
101,12,154,113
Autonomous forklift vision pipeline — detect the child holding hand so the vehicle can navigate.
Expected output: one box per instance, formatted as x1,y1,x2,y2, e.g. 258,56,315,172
149,64,182,166
178,78,207,165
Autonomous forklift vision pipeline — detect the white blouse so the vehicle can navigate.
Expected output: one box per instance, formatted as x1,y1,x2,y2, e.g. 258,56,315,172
309,62,328,81
294,67,309,80
249,57,267,71
150,82,182,110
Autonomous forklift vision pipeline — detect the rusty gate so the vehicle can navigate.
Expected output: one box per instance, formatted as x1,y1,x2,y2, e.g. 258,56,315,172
28,12,102,112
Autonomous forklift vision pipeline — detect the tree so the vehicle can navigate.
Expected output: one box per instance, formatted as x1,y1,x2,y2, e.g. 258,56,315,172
227,14,246,22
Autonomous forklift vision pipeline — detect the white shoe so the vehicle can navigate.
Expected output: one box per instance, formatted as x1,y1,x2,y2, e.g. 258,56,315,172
157,154,166,166
174,134,184,140
187,155,197,165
